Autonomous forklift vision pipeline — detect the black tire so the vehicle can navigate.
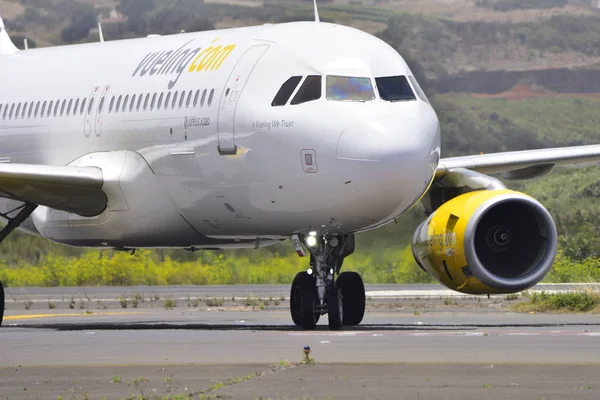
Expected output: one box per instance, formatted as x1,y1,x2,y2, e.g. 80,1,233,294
291,272,316,326
336,272,365,326
327,287,343,330
300,289,318,330
0,280,4,328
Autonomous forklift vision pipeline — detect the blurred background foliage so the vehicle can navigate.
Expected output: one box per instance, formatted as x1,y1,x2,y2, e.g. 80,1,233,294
2,0,600,285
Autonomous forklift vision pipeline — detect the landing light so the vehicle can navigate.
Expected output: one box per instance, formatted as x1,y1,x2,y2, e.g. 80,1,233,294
307,268,313,275
308,231,317,237
306,236,317,247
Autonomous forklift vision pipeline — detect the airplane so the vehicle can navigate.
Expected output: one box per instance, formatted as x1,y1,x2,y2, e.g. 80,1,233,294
1,7,600,330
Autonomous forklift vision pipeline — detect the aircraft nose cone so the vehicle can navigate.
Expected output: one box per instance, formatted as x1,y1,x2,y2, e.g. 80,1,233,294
336,102,440,220
336,125,382,162
337,111,421,167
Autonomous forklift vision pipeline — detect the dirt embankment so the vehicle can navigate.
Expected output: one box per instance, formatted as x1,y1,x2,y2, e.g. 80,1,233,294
433,67,600,98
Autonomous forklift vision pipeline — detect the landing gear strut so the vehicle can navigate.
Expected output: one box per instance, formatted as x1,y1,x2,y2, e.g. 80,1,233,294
0,203,38,327
289,234,365,330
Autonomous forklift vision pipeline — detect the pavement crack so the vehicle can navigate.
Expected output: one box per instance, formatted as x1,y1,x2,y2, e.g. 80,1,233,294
190,361,307,398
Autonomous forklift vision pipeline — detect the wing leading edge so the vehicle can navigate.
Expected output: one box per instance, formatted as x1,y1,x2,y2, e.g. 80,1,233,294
0,163,106,217
436,144,600,180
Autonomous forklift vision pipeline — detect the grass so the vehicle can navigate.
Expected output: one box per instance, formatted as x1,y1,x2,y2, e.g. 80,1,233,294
163,298,177,309
513,291,600,313
504,294,519,301
48,301,56,309
118,296,128,309
204,297,224,307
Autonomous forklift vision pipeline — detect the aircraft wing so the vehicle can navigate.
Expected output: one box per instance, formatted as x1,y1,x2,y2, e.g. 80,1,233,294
0,163,106,217
436,144,600,180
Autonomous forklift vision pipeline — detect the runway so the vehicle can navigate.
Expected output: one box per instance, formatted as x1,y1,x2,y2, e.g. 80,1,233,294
2,285,600,399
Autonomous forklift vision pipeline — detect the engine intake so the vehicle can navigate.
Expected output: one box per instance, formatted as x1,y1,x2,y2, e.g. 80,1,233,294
412,190,557,294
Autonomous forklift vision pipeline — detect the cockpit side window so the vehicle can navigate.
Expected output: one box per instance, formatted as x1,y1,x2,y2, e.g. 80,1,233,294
326,76,375,102
291,75,322,105
272,76,302,107
407,75,430,105
375,76,416,102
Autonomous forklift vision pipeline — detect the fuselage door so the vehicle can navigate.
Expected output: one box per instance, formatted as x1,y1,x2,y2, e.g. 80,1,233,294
94,86,110,136
84,86,100,137
217,45,269,155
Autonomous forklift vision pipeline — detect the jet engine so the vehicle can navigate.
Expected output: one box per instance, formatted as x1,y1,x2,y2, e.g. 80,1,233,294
412,189,557,294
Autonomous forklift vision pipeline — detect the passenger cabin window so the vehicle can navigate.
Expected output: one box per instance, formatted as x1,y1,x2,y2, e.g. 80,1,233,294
116,96,122,113
98,97,105,113
186,90,193,108
34,102,40,118
172,92,178,109
2,105,8,120
272,76,302,106
291,75,322,105
143,94,150,110
28,102,34,118
41,101,47,117
15,103,21,119
157,93,164,110
200,90,207,107
87,98,94,115
193,90,200,107
21,103,27,119
74,99,80,115
130,95,137,112
150,93,157,110
164,92,171,110
326,76,375,102
208,89,214,107
136,95,143,111
67,99,73,116
80,99,86,115
178,92,185,108
375,76,416,102
122,95,129,112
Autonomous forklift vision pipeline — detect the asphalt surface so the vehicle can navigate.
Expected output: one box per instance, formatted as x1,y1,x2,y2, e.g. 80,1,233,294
2,285,600,399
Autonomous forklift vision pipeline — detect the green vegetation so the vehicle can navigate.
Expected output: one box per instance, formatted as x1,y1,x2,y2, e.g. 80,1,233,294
435,95,600,156
514,291,600,312
380,13,600,79
163,297,177,309
0,246,432,286
476,0,567,12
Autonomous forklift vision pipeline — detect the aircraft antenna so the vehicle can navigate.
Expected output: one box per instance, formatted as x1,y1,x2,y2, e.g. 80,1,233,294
0,13,19,55
313,0,320,23
23,38,28,50
98,22,105,43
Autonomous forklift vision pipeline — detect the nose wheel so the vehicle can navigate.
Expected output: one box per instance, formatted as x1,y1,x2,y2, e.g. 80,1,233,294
289,234,364,330
290,271,319,329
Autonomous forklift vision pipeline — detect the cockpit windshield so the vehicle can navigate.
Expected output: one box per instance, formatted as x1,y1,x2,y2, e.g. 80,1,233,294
375,76,417,102
326,76,375,102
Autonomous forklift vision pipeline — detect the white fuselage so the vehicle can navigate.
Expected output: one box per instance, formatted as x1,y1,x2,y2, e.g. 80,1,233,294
0,22,440,248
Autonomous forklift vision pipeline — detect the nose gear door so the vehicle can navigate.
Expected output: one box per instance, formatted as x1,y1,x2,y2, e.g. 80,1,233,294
217,45,269,155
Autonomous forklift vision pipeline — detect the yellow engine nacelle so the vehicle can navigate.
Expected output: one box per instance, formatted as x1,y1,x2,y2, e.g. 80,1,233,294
412,190,557,294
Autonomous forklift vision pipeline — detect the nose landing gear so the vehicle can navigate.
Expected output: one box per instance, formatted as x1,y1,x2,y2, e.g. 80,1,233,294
289,234,365,330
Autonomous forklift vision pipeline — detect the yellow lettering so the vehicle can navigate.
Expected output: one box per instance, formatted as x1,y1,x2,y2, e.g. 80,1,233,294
206,44,236,71
188,44,237,73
